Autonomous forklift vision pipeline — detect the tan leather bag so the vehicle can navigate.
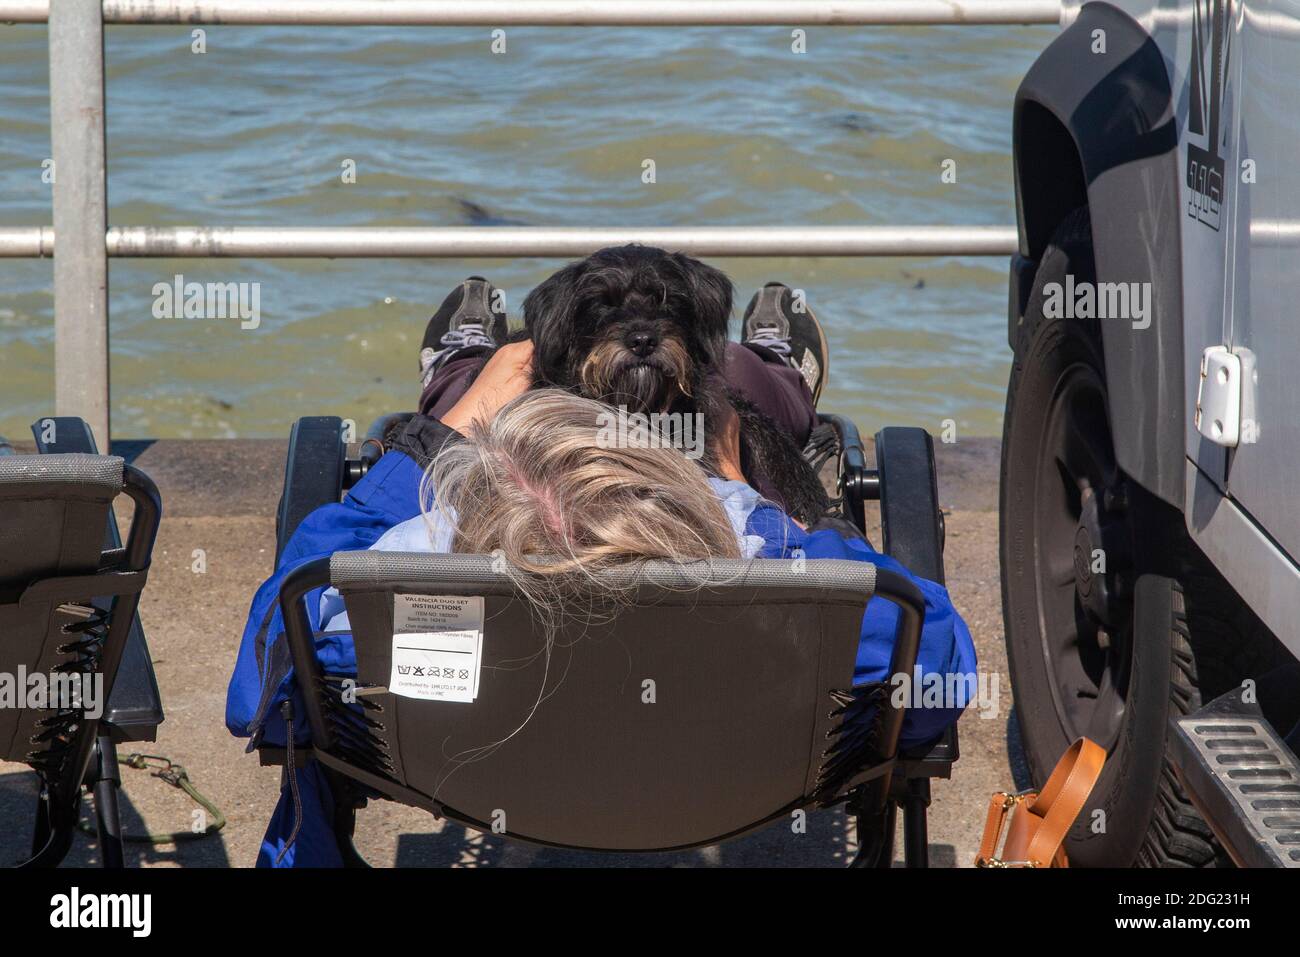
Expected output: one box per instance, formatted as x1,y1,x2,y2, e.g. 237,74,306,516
975,737,1106,868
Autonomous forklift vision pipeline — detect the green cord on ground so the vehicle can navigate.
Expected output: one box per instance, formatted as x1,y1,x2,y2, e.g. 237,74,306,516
77,753,227,845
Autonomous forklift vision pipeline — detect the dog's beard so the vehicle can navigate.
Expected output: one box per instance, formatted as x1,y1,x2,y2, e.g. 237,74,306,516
578,336,693,413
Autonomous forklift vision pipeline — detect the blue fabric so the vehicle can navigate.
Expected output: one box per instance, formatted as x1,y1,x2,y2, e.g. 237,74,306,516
258,760,344,868
225,451,426,749
227,450,976,866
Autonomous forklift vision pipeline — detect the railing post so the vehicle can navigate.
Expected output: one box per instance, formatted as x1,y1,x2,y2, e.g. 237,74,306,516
49,0,111,450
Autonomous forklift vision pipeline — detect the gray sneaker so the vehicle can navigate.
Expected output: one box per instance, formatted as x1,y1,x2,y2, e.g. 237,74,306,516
419,277,509,387
741,282,829,405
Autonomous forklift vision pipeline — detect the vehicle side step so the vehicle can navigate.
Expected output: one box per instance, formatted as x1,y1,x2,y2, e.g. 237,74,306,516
1170,686,1300,868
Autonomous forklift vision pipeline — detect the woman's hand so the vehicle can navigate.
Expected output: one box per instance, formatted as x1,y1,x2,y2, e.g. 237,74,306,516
439,340,535,435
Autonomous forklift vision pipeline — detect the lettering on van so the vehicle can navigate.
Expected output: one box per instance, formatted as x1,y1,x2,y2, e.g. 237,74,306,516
1185,0,1232,232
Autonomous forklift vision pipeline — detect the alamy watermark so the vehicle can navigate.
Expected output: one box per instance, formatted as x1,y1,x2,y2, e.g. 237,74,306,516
1043,274,1151,330
0,667,103,719
50,887,151,937
595,405,706,460
890,667,1000,720
152,274,261,330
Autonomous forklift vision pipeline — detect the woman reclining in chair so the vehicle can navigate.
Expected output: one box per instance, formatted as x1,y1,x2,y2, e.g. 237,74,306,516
227,259,976,867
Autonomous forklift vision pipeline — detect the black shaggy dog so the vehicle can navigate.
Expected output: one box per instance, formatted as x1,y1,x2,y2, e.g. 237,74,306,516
520,244,829,523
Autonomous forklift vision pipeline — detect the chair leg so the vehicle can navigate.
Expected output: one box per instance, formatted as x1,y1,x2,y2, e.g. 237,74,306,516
851,801,897,868
849,779,897,868
87,735,125,868
21,782,78,868
30,779,52,858
333,804,370,869
901,778,931,868
326,769,370,868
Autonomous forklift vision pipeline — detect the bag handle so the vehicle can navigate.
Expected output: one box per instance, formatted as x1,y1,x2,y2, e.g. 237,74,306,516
976,791,1021,865
1023,737,1106,866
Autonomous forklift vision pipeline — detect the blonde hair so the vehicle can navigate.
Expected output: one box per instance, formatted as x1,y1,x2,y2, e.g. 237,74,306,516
422,389,739,609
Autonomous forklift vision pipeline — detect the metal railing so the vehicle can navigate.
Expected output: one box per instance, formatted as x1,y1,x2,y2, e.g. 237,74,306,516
4,0,1059,446
3,1,1063,26
0,225,1020,259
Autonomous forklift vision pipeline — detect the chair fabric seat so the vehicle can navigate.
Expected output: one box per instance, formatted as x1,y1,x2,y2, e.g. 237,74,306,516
320,553,879,850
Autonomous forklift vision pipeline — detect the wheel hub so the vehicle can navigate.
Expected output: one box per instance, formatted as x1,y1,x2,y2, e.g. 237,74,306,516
1030,362,1135,750
1073,485,1131,628
1073,524,1095,598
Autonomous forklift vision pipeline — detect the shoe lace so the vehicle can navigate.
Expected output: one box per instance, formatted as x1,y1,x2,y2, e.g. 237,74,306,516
747,322,791,357
439,322,494,351
420,321,496,386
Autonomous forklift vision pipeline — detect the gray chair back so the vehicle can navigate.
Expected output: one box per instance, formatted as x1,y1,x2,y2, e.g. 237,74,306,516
0,454,158,775
285,552,923,852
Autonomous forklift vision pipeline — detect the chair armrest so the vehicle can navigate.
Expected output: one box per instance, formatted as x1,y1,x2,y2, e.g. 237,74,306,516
275,417,346,564
898,725,959,778
874,428,958,777
339,411,418,489
103,616,164,743
875,427,945,585
817,413,878,533
278,556,338,750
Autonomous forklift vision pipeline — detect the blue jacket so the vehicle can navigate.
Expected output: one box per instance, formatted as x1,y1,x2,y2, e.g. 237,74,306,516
227,450,976,866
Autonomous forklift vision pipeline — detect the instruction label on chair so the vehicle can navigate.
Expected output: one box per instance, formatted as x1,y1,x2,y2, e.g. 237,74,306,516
389,595,483,703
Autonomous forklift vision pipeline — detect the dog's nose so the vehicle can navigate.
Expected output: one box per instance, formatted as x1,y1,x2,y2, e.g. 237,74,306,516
626,331,658,357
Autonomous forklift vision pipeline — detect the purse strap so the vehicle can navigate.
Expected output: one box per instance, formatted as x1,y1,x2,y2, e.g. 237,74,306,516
1023,737,1107,865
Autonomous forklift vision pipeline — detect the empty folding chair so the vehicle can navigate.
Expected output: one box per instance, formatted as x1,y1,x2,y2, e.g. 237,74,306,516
0,417,163,867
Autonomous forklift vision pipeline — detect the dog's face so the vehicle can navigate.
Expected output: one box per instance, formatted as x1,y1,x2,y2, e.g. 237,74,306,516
522,245,732,414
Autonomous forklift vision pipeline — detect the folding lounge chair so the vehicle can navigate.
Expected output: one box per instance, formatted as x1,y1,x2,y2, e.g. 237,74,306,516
0,417,163,868
270,411,957,866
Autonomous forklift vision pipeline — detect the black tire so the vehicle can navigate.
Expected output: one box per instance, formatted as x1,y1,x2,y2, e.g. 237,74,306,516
1000,207,1283,867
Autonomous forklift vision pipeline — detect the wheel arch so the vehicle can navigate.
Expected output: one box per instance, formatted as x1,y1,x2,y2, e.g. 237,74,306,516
1010,1,1187,510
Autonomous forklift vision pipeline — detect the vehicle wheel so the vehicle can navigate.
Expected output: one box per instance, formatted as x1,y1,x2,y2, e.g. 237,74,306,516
1000,207,1246,867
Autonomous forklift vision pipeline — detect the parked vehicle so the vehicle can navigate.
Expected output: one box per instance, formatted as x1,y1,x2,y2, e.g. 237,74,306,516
1002,0,1300,866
